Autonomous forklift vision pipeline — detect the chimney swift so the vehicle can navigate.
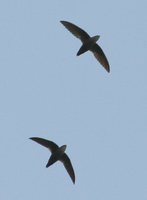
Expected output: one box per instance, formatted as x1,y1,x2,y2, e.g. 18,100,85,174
60,20,110,73
30,137,75,184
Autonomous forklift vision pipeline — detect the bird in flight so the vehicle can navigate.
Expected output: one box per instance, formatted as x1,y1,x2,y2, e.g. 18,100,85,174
60,20,110,73
30,137,75,184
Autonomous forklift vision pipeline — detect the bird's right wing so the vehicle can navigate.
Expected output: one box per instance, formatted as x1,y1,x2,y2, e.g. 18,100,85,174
60,153,75,184
91,44,110,73
30,137,59,153
60,21,90,43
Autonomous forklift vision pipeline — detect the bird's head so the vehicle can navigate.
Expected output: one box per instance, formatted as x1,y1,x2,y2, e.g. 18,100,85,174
60,145,67,153
91,35,100,42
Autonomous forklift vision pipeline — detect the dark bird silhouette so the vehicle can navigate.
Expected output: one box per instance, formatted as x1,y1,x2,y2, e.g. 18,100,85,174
30,137,75,184
60,20,110,73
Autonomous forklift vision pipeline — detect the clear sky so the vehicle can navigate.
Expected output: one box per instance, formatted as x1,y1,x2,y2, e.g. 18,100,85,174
0,0,147,199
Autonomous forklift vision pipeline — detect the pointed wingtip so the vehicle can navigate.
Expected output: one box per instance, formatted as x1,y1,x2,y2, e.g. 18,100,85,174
60,20,66,25
106,63,110,73
76,52,80,56
29,137,37,141
107,67,110,73
103,66,110,73
70,176,75,184
60,21,70,28
46,163,49,168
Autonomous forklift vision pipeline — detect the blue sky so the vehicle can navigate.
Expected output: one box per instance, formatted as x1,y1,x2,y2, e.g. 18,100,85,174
0,0,147,199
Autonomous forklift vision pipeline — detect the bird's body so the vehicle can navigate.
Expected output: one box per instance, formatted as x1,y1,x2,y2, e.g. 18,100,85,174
77,35,100,55
60,20,110,73
46,145,66,167
30,137,75,184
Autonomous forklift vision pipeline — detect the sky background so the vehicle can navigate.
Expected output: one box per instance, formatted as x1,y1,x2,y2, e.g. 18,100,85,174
0,0,147,199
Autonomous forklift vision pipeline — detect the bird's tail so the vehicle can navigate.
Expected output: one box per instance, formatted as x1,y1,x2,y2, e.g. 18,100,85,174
77,44,89,56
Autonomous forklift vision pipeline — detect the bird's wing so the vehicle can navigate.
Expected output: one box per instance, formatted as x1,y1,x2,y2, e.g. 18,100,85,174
60,153,75,184
60,21,90,43
91,43,110,72
29,137,59,153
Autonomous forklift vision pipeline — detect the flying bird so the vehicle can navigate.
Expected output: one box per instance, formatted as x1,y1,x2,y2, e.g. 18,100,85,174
30,137,75,184
60,20,110,73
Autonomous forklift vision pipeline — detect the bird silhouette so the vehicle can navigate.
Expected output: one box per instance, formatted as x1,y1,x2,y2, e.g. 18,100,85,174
60,20,110,73
30,137,75,184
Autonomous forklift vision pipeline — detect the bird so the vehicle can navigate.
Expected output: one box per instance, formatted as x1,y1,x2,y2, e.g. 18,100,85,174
60,20,110,73
29,137,75,184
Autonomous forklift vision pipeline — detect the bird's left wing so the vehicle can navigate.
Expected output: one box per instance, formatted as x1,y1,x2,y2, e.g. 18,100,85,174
60,21,90,43
30,137,59,153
